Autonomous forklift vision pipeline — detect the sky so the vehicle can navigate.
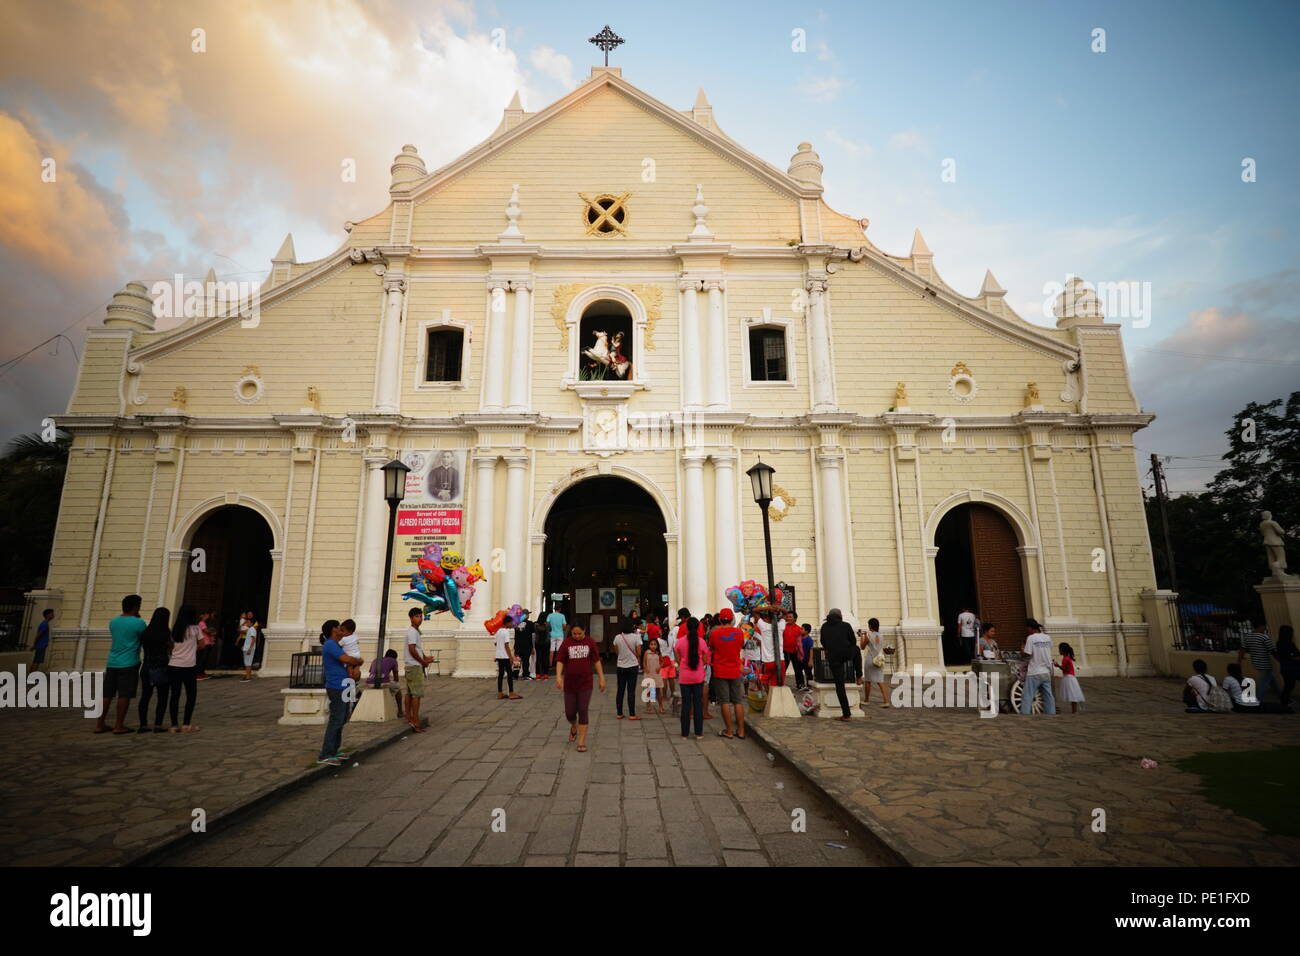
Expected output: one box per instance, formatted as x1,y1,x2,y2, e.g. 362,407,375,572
1,0,1297,493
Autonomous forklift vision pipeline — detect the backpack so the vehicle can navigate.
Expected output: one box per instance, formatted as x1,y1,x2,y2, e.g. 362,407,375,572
1205,684,1233,713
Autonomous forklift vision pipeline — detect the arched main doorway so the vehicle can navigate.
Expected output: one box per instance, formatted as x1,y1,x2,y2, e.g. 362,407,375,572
180,505,274,669
935,503,1028,665
542,476,667,656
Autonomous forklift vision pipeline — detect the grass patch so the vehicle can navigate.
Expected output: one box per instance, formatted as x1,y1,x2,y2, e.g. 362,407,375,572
1175,746,1300,837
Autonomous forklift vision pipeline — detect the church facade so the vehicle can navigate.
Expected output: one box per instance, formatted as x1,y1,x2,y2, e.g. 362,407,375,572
38,66,1160,678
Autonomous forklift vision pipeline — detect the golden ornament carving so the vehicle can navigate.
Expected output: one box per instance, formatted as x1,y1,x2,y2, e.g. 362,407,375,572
768,484,797,522
170,386,188,409
951,361,972,377
580,192,630,236
1025,381,1041,405
894,382,908,406
627,283,662,350
307,385,320,409
550,283,586,350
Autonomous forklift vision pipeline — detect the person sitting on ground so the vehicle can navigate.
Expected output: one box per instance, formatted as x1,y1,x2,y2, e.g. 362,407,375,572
1222,663,1259,712
1184,659,1230,713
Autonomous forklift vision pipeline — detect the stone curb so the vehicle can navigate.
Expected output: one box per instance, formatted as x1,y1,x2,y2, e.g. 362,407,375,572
127,718,419,867
746,719,918,867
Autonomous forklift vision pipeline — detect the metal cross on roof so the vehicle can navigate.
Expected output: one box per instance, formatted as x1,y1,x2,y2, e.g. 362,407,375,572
588,24,624,66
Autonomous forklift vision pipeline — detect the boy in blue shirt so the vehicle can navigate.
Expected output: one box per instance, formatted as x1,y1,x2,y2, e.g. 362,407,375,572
33,608,54,670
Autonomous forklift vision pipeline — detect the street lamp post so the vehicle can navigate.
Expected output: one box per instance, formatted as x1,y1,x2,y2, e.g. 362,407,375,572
745,459,780,687
373,458,410,690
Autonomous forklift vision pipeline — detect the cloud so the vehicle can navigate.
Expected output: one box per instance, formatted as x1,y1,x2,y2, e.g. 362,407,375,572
1129,279,1300,493
0,0,531,444
888,129,925,151
796,76,844,101
823,128,872,158
529,45,575,91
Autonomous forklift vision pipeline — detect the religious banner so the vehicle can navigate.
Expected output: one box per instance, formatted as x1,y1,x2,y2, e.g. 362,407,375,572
395,449,466,580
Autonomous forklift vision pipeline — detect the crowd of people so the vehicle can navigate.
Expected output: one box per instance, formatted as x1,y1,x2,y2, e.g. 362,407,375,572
90,594,262,736
1184,620,1297,713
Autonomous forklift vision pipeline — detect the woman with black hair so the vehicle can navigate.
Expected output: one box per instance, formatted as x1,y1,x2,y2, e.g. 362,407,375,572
675,616,710,739
319,619,340,645
137,607,172,733
168,605,202,732
613,617,642,719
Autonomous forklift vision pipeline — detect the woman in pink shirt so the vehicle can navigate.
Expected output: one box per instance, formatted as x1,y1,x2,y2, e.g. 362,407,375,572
675,617,710,739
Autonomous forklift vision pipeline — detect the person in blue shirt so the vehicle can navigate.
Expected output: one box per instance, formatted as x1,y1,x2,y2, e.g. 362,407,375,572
544,606,567,679
33,608,54,670
318,622,363,766
95,595,148,735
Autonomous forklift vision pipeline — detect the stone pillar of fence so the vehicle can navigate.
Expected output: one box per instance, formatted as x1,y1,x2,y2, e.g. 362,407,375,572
1139,588,1179,677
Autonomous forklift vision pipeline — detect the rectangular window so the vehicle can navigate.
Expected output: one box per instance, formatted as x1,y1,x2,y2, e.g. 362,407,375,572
425,328,463,382
749,327,787,381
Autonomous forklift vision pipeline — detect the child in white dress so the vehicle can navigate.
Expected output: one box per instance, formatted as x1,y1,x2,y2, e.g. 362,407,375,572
1057,642,1085,712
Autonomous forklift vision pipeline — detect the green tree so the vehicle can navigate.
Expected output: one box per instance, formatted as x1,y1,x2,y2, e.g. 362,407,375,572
1147,390,1300,613
0,431,70,588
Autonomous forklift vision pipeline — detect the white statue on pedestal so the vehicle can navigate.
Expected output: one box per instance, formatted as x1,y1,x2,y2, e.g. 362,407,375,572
1260,511,1291,578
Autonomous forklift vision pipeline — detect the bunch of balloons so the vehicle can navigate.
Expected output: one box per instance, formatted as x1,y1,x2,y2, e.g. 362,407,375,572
401,543,486,624
484,604,527,635
724,579,784,617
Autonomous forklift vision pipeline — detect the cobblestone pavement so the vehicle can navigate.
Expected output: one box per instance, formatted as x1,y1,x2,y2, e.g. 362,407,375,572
0,674,407,866
156,676,892,867
749,677,1300,866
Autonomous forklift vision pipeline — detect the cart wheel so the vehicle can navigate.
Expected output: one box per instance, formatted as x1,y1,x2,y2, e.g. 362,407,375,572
1009,680,1044,714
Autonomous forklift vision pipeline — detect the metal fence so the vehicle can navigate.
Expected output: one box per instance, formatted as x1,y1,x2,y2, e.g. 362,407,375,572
1171,600,1251,652
0,600,30,652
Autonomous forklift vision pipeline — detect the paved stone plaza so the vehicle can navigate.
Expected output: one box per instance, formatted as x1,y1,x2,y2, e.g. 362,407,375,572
749,677,1300,866
4,672,1297,867
154,677,886,867
0,675,408,866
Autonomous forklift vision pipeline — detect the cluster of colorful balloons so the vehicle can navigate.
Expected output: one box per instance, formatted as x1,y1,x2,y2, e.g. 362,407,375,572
484,604,527,635
401,543,487,623
724,580,784,617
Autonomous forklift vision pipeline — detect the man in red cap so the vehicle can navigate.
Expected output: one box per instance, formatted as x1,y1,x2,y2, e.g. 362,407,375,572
707,608,747,739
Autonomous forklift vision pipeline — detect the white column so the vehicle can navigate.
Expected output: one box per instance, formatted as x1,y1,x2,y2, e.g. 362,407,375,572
484,282,507,409
679,277,703,408
712,455,739,605
705,279,727,407
375,276,405,413
502,455,529,607
507,280,532,410
354,454,391,631
469,454,498,610
682,454,709,614
807,278,835,413
817,450,854,617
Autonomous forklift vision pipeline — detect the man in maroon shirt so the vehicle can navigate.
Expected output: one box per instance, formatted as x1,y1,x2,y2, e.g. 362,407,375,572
707,608,747,739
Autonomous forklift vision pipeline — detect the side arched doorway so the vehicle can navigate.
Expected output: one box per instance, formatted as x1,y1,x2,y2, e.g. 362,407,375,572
935,503,1028,665
180,505,274,670
542,476,667,657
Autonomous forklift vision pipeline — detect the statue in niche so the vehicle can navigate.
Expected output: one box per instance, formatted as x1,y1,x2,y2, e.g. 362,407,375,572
894,382,908,407
1025,382,1041,406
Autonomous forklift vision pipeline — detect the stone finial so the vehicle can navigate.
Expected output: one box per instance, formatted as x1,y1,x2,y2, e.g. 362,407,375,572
910,228,932,257
203,267,219,318
981,270,1006,297
269,233,296,289
692,87,713,125
787,141,824,189
504,90,525,130
389,143,427,190
1053,275,1105,329
104,280,157,332
688,184,713,241
500,183,524,241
